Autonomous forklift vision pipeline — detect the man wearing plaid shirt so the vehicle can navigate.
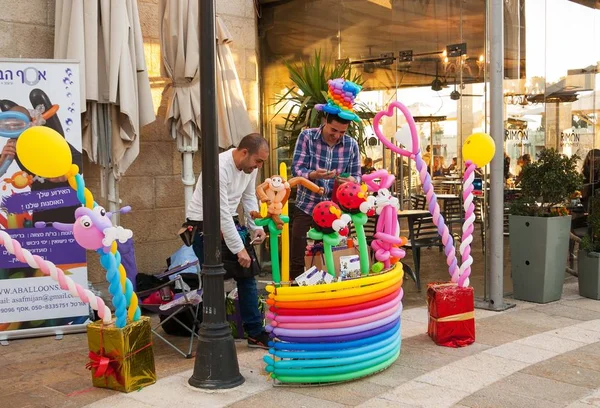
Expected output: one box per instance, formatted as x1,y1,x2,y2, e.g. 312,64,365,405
290,113,361,280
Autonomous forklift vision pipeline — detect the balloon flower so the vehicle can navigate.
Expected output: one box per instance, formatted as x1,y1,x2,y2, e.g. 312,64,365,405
335,182,370,275
372,101,459,282
458,132,495,287
308,201,351,276
16,127,139,328
360,170,405,271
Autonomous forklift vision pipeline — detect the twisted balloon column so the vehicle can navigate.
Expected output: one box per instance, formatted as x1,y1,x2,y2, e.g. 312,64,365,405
65,164,140,325
414,153,460,282
372,101,459,282
99,245,128,327
0,230,112,324
458,161,477,287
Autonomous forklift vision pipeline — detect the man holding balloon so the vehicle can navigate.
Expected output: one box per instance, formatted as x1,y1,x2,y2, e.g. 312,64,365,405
186,133,270,349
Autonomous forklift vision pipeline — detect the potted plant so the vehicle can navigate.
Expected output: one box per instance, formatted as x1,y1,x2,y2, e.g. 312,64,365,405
509,148,583,303
578,195,600,300
272,51,374,156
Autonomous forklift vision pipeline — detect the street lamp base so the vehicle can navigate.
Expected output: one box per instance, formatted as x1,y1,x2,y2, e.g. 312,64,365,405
188,322,245,390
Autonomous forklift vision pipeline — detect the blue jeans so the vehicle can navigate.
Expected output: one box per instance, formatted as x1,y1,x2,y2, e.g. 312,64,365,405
192,230,264,338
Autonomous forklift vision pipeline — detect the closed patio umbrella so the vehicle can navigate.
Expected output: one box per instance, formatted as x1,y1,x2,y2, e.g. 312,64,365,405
54,0,156,213
160,0,254,210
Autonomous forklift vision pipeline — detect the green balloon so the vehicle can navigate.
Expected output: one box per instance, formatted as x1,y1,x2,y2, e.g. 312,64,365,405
350,213,370,275
273,350,399,384
255,215,289,284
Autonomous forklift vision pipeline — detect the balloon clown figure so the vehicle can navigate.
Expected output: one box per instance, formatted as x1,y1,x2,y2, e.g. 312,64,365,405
0,114,156,392
262,86,495,384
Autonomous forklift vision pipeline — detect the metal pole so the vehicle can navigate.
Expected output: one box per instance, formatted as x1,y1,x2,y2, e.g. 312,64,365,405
487,0,512,311
189,0,245,389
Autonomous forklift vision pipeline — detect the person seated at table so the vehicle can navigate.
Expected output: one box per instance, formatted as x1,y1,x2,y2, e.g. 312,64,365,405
432,156,445,177
446,157,458,174
361,157,376,175
514,154,531,185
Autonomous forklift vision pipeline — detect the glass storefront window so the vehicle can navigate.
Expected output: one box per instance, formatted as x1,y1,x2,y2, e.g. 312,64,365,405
504,0,600,186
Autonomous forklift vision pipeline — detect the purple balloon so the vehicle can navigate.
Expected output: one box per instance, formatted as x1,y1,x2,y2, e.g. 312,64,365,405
272,309,401,337
274,317,400,343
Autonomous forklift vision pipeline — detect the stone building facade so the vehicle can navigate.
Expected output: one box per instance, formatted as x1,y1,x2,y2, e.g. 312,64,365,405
0,0,260,282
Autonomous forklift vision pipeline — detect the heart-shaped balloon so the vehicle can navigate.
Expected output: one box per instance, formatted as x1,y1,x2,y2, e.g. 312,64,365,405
373,101,420,158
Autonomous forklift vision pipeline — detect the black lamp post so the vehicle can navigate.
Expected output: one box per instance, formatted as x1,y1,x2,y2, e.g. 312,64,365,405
188,0,245,390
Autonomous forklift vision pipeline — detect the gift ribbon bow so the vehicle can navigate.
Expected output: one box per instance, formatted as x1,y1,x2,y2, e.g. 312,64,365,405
86,351,118,380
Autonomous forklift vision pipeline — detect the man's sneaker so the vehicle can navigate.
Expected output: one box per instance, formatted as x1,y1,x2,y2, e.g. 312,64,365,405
247,331,270,349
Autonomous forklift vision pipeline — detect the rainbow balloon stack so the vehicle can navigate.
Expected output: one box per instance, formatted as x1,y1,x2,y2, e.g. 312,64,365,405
264,264,403,384
253,164,406,384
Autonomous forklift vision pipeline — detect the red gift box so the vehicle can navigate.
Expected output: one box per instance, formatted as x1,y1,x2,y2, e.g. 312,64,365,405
427,283,475,348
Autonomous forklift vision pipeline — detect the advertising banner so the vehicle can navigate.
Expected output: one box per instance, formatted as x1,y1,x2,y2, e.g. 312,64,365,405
0,59,89,339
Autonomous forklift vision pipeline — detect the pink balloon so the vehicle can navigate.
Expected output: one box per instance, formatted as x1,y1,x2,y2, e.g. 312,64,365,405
373,101,420,157
273,302,401,330
269,291,403,324
271,308,402,337
73,222,105,250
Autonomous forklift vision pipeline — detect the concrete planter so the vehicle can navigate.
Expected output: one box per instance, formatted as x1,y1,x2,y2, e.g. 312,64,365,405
577,250,600,300
509,215,571,303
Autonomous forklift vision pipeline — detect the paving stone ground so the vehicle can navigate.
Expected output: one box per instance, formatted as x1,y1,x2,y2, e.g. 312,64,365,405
2,233,598,407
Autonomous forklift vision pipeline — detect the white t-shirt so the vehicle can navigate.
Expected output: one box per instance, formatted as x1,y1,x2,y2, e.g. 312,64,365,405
187,148,260,255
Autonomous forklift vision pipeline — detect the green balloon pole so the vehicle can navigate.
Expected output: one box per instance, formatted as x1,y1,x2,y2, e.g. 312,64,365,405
349,212,370,275
255,216,289,284
308,229,340,277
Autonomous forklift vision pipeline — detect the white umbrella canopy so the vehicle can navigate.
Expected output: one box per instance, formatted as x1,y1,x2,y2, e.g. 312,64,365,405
160,1,254,151
54,0,156,177
215,16,253,149
160,0,200,152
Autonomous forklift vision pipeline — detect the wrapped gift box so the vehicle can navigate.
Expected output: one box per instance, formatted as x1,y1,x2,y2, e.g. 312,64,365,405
86,316,156,392
427,283,475,348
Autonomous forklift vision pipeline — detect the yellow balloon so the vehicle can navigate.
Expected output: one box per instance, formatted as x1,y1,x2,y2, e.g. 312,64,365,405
462,132,496,167
15,126,72,178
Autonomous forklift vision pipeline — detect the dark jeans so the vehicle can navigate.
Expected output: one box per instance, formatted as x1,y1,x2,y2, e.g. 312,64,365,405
192,229,263,337
290,207,314,281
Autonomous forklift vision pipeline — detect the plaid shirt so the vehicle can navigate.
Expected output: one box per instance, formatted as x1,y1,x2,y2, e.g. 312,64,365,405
292,126,361,215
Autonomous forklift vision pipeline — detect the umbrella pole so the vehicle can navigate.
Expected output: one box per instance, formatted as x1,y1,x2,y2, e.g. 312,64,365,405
189,0,244,390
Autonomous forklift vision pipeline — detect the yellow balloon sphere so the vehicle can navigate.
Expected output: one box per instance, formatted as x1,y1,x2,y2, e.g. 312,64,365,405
462,132,496,167
16,126,72,178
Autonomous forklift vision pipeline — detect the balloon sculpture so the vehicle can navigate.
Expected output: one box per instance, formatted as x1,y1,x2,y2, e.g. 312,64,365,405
251,174,323,284
335,182,370,275
262,171,405,384
373,101,495,287
308,201,351,277
361,171,406,271
9,120,141,328
263,78,412,385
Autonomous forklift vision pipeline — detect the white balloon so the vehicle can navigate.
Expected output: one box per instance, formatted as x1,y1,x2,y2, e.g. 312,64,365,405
394,124,412,151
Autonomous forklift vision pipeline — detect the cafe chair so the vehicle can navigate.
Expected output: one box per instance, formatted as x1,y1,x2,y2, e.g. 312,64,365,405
402,215,443,291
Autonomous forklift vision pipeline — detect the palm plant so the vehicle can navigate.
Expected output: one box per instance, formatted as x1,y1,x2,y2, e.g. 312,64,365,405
272,51,374,154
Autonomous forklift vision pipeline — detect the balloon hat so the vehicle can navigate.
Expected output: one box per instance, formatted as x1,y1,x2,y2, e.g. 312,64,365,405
315,78,362,122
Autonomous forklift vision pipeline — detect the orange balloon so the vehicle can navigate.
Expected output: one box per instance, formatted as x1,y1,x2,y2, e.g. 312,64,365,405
269,281,402,309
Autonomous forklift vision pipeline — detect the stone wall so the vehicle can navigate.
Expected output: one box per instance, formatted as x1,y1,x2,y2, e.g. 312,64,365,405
0,0,260,282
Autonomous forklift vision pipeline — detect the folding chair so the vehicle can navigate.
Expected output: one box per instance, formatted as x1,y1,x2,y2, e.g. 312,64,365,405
137,260,202,359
